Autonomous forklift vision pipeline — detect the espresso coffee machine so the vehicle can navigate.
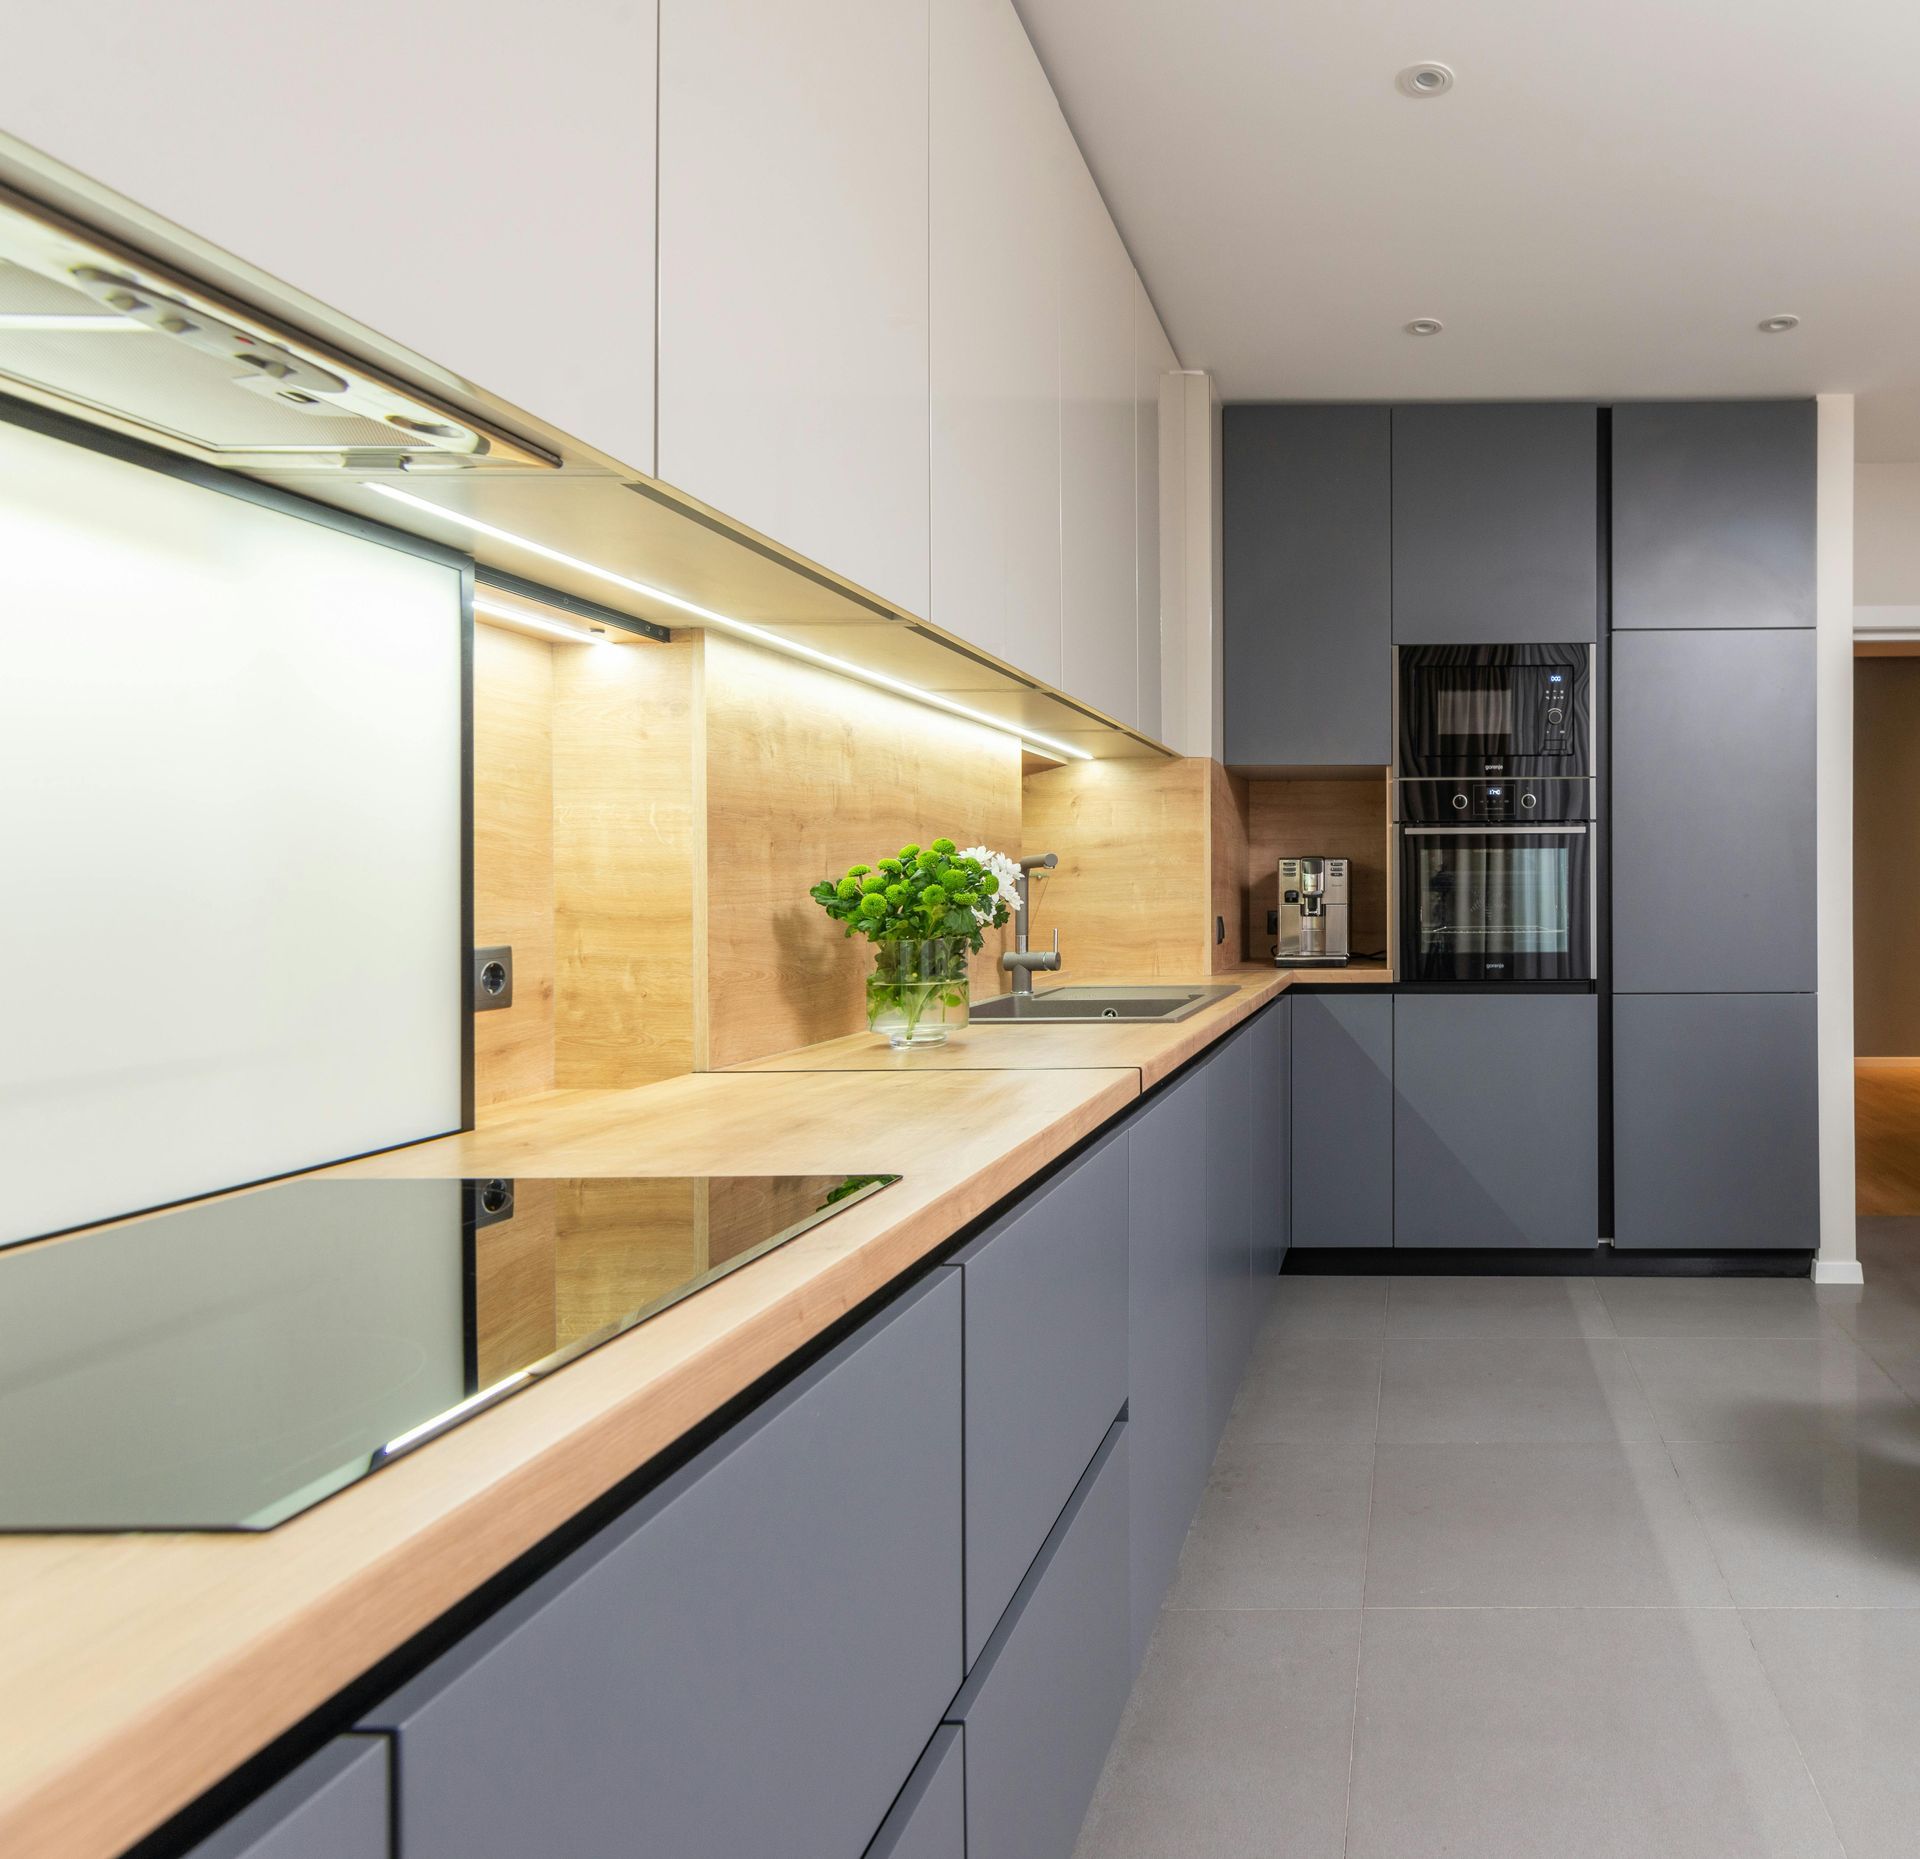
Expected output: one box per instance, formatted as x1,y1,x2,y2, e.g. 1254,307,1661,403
1275,856,1350,966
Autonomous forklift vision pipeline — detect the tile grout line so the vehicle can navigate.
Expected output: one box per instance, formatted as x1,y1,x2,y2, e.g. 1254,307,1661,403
1336,1281,1390,1859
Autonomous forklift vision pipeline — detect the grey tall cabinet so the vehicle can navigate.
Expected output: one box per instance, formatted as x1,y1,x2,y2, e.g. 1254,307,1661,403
1608,400,1819,1251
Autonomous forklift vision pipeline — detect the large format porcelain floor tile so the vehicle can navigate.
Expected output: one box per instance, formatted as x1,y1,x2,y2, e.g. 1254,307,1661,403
1598,1277,1841,1340
1745,1607,1920,1859
1669,1437,1920,1605
1073,1610,1360,1859
1168,1442,1375,1610
1375,1336,1658,1444
1262,1276,1388,1339
1346,1608,1844,1859
1815,1272,1920,1347
1385,1274,1615,1339
1364,1440,1731,1606
1223,1335,1383,1447
1624,1334,1920,1445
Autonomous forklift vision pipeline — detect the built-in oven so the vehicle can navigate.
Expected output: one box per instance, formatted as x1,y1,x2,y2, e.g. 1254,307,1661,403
1397,822,1592,984
1397,642,1592,781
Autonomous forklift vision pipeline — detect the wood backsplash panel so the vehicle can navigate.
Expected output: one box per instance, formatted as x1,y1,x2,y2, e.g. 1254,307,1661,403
1021,758,1212,978
552,638,700,1087
1244,773,1392,962
1209,765,1252,972
701,632,1022,1068
473,626,556,1105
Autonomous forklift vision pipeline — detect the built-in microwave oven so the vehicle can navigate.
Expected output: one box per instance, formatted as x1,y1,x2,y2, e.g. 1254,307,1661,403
1396,643,1592,781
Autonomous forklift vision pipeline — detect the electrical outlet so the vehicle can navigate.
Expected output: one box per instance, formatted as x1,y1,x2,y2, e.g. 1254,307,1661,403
470,1178,515,1228
472,945,513,1011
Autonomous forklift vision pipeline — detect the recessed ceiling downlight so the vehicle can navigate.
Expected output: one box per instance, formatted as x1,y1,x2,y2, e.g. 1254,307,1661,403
1405,318,1445,337
1758,313,1800,334
1398,62,1455,97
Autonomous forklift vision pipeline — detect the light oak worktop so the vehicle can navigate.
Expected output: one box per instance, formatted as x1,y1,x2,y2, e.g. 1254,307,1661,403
0,965,1376,1859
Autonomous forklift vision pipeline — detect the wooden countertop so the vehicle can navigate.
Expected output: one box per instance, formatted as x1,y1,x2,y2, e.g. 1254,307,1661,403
0,965,1377,1859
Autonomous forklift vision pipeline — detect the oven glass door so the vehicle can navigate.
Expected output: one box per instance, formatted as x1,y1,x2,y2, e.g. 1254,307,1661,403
1400,826,1590,982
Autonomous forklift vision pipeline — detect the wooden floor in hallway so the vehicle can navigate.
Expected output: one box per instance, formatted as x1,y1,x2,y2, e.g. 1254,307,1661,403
1858,1058,1920,1216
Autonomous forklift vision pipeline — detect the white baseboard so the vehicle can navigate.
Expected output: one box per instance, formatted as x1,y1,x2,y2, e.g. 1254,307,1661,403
1813,1258,1865,1285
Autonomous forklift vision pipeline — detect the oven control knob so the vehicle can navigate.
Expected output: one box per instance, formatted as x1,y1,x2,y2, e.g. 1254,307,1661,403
1521,791,1538,811
1546,707,1565,727
1452,792,1469,811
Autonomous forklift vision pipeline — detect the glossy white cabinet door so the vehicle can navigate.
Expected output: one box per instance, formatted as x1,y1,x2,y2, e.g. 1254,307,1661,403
657,0,931,617
1135,279,1178,744
930,0,1064,686
1058,152,1138,727
0,0,657,473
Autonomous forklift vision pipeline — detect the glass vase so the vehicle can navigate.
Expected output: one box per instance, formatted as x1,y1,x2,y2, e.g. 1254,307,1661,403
866,937,970,1049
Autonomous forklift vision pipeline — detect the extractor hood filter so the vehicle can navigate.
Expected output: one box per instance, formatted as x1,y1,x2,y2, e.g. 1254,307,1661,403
0,186,555,473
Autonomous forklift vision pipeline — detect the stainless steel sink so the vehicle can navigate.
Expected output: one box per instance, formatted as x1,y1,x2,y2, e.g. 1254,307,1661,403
971,984,1238,1024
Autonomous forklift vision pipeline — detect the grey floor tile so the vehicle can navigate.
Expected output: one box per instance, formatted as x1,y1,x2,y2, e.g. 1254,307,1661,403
1386,1274,1615,1338
1854,1217,1920,1283
1817,1273,1920,1347
1625,1334,1920,1445
1598,1276,1842,1340
1745,1607,1920,1859
1169,1441,1375,1610
1223,1334,1382,1447
1365,1440,1731,1605
1854,1339,1920,1402
1262,1275,1388,1339
1347,1608,1844,1859
1670,1436,1920,1605
1073,1610,1359,1859
1376,1336,1659,1444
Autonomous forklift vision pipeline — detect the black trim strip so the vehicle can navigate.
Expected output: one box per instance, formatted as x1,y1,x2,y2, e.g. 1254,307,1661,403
475,564,671,643
1283,1246,1814,1279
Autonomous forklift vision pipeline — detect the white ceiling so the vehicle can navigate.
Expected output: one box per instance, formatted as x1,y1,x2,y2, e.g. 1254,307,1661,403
1015,0,1920,460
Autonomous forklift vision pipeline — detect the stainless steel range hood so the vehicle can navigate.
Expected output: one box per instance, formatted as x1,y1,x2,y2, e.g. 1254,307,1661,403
0,185,556,473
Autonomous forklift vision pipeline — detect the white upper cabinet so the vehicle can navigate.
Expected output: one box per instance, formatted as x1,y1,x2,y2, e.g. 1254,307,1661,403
0,0,658,474
1058,152,1139,727
657,0,931,618
1135,280,1179,744
930,0,1065,688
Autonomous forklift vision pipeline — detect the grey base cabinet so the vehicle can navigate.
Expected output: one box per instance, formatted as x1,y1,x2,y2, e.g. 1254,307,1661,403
1250,1000,1289,1276
945,1423,1131,1859
1124,1064,1210,1674
1205,1026,1258,1441
190,1738,388,1859
864,1726,965,1859
1613,993,1819,1250
1394,994,1598,1248
1290,994,1394,1246
361,1269,963,1859
948,1130,1130,1668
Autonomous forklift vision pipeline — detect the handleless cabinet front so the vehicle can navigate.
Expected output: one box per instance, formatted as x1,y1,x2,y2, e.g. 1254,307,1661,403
952,1129,1130,1668
362,1270,963,1859
1205,1028,1258,1442
1250,1002,1288,1278
1611,628,1816,994
862,1725,965,1859
1290,994,1395,1247
189,1738,388,1859
1391,404,1598,643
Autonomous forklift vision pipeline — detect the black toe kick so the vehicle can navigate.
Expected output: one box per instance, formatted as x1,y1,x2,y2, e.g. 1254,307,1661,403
1281,1248,1816,1279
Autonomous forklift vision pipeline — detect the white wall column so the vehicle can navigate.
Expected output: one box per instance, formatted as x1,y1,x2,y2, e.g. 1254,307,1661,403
1814,392,1861,1282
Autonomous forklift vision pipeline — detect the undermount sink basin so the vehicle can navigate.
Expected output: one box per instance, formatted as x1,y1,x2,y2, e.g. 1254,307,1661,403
970,984,1238,1024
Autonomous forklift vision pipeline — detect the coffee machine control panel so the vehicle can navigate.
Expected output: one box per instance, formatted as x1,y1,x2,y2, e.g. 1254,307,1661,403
1399,778,1592,825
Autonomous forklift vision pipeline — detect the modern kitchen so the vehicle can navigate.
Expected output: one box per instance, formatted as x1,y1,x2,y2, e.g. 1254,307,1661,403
2,6,1916,1859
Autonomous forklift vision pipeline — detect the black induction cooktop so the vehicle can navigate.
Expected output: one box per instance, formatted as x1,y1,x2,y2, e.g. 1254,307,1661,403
0,1172,896,1532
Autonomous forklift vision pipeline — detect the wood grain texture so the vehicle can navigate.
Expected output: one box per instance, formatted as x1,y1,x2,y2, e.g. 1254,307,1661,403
1857,1059,1920,1215
552,637,701,1087
1020,757,1212,978
1244,773,1393,965
0,1064,1139,1859
1209,765,1251,971
700,631,1021,1068
473,1175,558,1385
472,625,557,1105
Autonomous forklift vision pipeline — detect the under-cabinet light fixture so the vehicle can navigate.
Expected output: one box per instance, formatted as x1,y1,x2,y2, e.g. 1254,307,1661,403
0,312,145,332
364,482,1095,761
472,591,604,646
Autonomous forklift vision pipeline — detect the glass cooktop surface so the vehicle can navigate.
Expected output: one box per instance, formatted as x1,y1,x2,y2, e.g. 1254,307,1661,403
0,1172,896,1532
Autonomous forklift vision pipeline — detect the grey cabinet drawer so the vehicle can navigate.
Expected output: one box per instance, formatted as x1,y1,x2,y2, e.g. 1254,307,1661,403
1611,629,1816,994
191,1738,388,1859
946,1423,1130,1859
864,1725,964,1859
951,1130,1129,1668
363,1269,963,1859
1291,994,1395,1246
1394,994,1598,1248
1251,1002,1287,1277
1125,1065,1210,1673
1614,994,1819,1250
1612,401,1815,631
1391,404,1598,643
1205,1027,1257,1442
1224,404,1392,767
